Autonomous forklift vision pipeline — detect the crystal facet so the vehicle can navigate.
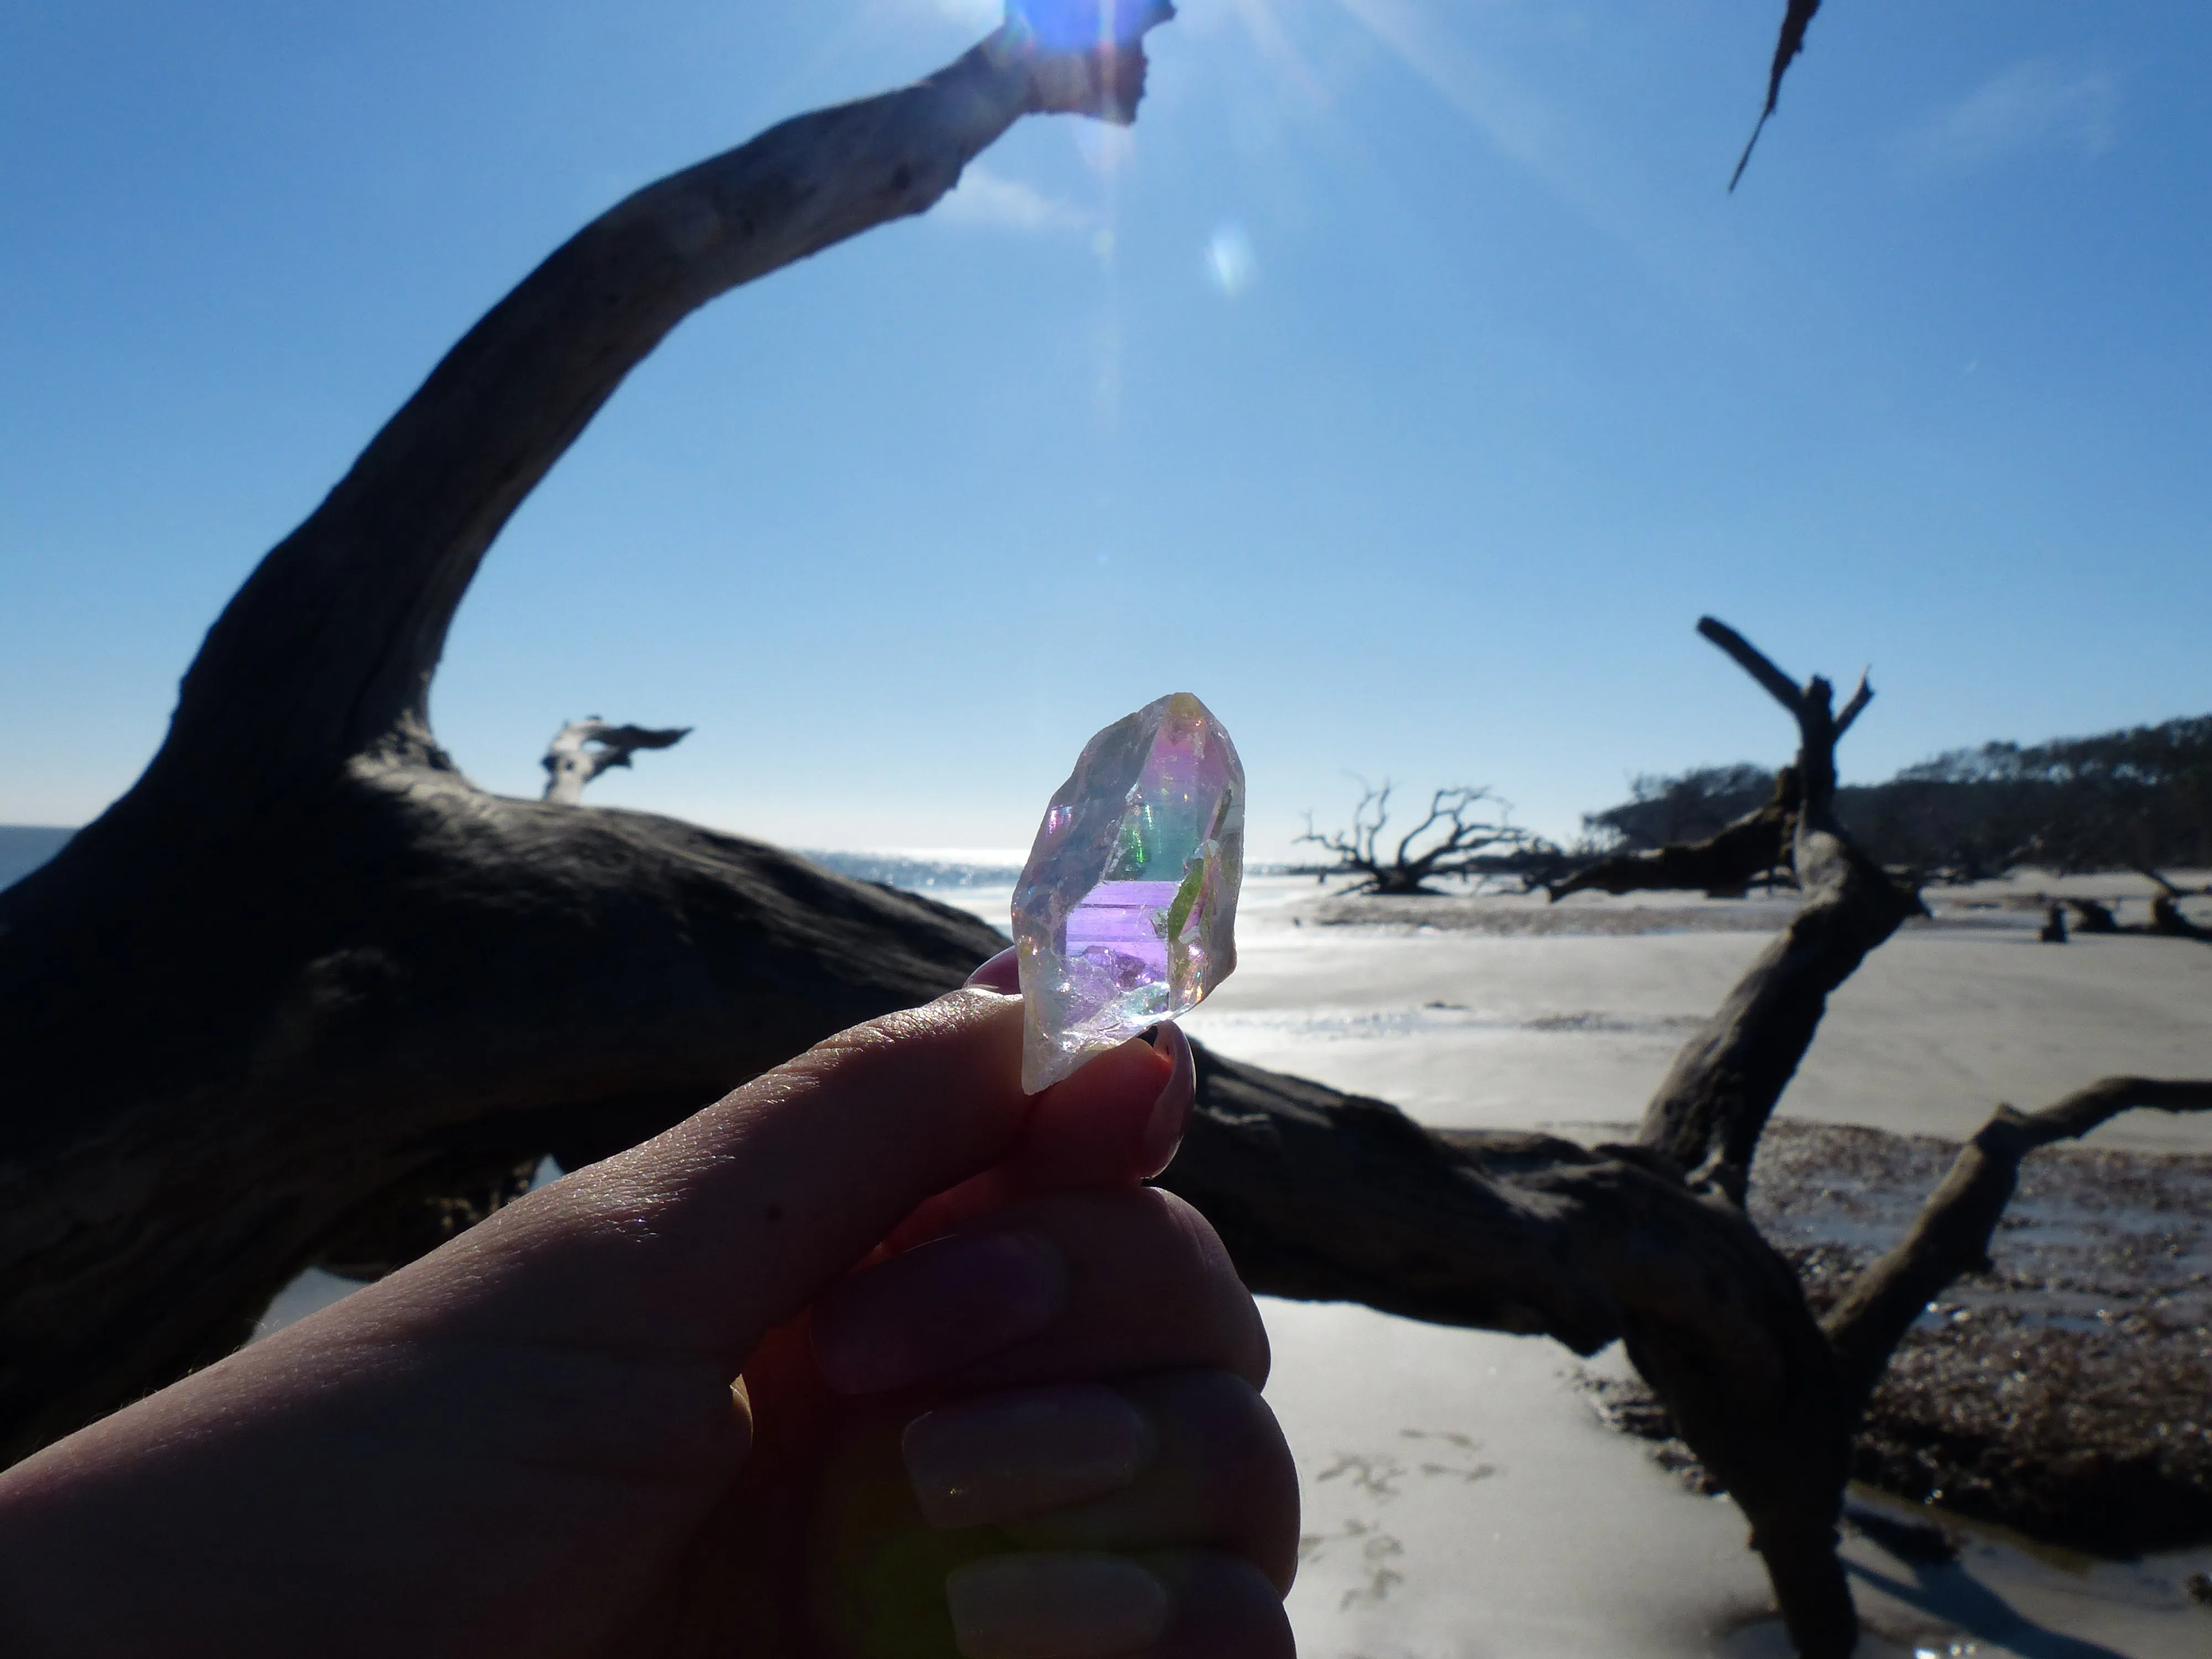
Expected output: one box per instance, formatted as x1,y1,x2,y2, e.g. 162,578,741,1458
1013,692,1245,1092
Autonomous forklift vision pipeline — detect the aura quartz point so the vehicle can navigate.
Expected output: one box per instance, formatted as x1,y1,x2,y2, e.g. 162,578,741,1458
1013,692,1244,1093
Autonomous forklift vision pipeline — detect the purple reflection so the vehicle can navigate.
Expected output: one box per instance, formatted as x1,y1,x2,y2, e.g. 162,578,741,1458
1064,878,1178,992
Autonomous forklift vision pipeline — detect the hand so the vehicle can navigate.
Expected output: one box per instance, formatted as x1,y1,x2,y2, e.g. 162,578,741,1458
0,976,1295,1658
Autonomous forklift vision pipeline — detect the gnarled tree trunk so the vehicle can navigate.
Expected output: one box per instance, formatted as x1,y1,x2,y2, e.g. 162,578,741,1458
0,14,1168,1467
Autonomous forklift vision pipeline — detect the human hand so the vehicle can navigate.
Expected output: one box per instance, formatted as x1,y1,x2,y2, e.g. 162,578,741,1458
0,969,1294,1659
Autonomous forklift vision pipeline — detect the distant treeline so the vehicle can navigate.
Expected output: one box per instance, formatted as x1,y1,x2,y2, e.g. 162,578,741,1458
1585,714,2212,879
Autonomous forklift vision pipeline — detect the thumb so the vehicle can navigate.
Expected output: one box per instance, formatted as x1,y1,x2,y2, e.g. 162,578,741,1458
392,989,1167,1364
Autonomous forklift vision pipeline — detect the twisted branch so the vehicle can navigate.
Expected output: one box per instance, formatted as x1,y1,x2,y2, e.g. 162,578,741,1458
1550,768,1798,901
1822,1078,2212,1412
541,719,691,805
1636,621,1924,1199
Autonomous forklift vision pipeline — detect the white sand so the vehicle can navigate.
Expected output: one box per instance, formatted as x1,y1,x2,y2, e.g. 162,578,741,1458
255,874,2212,1654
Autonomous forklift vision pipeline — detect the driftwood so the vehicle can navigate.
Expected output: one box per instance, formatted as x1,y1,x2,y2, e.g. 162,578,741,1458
2069,896,2122,933
540,717,691,805
2150,893,2212,942
2,16,2201,1656
0,11,1181,1465
1822,1078,2212,1416
2057,874,2212,945
1551,765,1799,902
1175,617,2202,1656
1630,622,1905,1196
1731,0,1825,191
2141,868,2212,943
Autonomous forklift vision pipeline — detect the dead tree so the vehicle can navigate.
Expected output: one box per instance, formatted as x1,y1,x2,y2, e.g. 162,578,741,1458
541,717,691,805
1731,0,1824,190
1176,618,2205,1655
0,12,2199,1652
1553,765,1801,901
2068,896,2121,933
2061,870,2212,945
1297,782,1558,895
2140,868,2212,943
0,5,1185,1465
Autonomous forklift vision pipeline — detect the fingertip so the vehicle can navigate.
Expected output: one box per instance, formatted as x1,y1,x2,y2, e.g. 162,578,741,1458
1142,1553,1293,1659
1000,1035,1174,1196
963,945,1022,995
1136,1023,1193,1180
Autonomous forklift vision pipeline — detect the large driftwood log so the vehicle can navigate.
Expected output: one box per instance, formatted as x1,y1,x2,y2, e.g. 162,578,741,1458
1157,1057,1859,1656
0,12,1176,1464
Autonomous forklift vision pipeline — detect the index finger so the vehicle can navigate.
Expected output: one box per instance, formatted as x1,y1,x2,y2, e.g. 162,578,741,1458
885,1016,1191,1251
400,992,1058,1361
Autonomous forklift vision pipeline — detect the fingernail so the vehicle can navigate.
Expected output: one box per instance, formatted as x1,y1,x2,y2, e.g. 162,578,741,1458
813,1230,1066,1395
1136,1022,1193,1179
964,946,1022,994
904,1385,1156,1531
945,1553,1169,1659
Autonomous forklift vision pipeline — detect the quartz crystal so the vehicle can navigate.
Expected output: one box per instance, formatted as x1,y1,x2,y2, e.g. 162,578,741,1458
1013,692,1244,1092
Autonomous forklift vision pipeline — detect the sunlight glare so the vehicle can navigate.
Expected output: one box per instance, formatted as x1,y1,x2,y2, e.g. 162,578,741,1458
927,0,1003,32
1206,223,1258,296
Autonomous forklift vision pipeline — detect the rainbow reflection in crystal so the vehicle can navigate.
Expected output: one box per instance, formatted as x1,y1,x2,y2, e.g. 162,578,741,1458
1013,692,1244,1092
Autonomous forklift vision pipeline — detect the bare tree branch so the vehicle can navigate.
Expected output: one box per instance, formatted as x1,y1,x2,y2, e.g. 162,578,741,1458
1729,0,1824,192
1821,1078,2212,1412
1832,670,1874,738
0,11,1180,1469
134,19,1168,812
1640,623,1924,1200
2135,865,2211,898
541,718,691,805
1698,615,1808,716
1550,769,1798,902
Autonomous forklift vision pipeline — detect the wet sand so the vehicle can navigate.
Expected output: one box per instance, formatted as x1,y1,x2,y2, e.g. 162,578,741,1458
1171,875,2212,1657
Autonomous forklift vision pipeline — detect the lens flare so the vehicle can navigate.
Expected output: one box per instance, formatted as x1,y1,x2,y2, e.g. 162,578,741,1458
1206,223,1258,296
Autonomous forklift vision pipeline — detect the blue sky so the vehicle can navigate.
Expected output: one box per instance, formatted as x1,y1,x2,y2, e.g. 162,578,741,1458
3,1,2207,857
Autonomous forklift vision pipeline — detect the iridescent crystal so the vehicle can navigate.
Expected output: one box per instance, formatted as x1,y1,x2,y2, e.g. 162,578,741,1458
1013,692,1244,1092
